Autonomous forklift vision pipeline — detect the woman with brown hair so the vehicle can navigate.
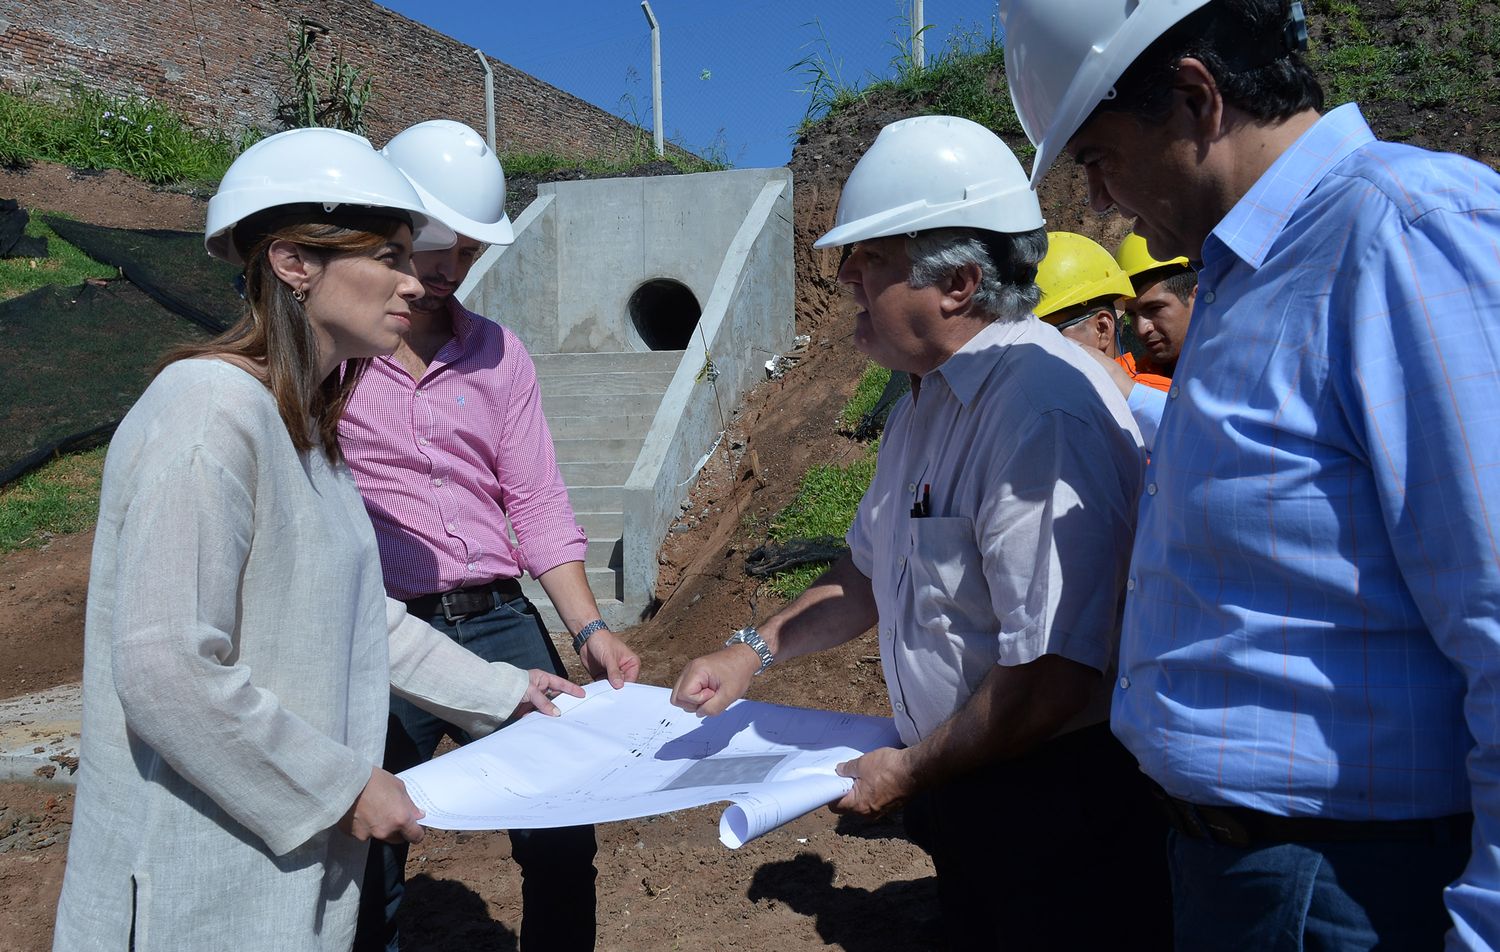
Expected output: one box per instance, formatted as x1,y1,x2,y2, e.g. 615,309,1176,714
50,127,581,952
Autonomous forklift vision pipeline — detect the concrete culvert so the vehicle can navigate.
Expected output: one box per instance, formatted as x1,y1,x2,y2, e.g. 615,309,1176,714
629,278,701,350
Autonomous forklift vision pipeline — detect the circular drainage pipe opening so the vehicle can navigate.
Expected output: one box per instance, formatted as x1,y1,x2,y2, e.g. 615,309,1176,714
629,278,701,350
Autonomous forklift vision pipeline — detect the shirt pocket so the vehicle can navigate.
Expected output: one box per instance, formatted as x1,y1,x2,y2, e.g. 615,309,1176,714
907,516,990,639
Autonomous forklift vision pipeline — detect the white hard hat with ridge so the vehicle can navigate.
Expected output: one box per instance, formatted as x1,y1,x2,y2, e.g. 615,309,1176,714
204,126,457,265
814,115,1044,248
1001,0,1213,187
382,119,514,245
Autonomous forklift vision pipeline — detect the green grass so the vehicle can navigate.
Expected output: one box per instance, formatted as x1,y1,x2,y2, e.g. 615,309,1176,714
0,84,246,186
1308,1,1500,152
0,446,106,552
838,362,893,432
0,214,117,301
764,444,879,598
501,145,726,177
793,19,1025,149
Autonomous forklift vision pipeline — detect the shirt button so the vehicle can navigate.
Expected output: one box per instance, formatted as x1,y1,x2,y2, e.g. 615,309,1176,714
907,482,916,493
1169,385,1180,399
445,522,456,532
1202,290,1216,305
1127,577,1136,591
466,562,476,571
1146,483,1157,495
415,390,425,398
1119,676,1131,690
419,437,431,446
432,477,444,487
894,701,905,713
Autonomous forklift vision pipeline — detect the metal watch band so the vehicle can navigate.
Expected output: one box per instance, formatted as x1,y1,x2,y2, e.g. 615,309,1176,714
572,618,609,654
725,625,774,675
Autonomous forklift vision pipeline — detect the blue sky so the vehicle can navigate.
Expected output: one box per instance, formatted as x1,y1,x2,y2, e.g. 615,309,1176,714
378,1,1003,168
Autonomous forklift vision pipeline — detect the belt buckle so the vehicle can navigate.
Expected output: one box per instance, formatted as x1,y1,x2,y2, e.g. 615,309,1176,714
1191,804,1253,847
440,593,465,623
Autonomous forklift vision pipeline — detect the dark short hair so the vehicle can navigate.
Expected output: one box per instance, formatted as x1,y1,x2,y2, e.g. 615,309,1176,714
1096,0,1323,126
1135,266,1199,304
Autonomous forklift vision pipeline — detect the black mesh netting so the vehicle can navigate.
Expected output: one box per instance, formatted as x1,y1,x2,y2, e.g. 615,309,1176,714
0,281,210,485
42,216,243,335
0,217,249,486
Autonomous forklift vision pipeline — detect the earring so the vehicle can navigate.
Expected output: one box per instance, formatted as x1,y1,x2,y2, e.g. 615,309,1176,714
293,288,307,303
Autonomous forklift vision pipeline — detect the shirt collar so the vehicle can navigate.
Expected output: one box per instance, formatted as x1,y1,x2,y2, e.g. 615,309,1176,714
1208,103,1374,269
446,296,477,346
926,317,1029,408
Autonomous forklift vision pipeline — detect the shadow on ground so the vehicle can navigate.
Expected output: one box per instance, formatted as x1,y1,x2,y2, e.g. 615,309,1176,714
748,852,941,952
398,874,518,951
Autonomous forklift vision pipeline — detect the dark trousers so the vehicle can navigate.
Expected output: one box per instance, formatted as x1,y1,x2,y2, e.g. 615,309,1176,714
353,592,598,952
902,722,1172,951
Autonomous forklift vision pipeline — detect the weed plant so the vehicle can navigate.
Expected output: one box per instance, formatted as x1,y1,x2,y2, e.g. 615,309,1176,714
0,215,116,302
0,85,243,186
277,26,373,135
0,445,105,552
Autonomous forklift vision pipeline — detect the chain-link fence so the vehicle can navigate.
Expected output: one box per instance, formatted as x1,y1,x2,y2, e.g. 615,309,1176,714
485,1,1002,168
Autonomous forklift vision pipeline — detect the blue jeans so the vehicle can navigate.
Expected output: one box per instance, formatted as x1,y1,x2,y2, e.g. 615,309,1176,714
1169,826,1469,951
353,592,598,952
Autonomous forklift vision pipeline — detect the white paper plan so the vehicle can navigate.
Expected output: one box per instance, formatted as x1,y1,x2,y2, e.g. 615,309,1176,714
398,681,902,848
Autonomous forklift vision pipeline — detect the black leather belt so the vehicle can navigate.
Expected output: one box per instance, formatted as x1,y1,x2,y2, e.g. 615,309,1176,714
404,577,524,622
1156,788,1472,848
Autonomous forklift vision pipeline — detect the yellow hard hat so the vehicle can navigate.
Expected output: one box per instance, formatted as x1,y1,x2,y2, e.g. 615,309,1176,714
1035,232,1135,319
1113,231,1190,281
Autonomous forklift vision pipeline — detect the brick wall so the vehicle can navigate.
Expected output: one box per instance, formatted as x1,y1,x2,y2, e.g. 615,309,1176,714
0,0,650,158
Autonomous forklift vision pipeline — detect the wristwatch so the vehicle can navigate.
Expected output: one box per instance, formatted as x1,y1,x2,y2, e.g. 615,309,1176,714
725,626,774,675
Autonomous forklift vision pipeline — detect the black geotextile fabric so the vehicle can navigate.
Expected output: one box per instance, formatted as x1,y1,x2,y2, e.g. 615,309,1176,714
42,216,244,334
0,200,47,258
0,282,209,484
744,537,849,577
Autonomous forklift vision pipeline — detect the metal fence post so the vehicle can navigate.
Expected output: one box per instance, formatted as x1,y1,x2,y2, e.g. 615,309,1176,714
475,49,495,153
641,1,664,157
913,0,925,70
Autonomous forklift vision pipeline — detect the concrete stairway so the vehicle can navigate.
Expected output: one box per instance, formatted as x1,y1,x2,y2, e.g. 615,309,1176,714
521,349,686,633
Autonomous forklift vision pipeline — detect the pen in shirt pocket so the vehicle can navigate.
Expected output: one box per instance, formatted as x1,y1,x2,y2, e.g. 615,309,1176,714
910,483,932,518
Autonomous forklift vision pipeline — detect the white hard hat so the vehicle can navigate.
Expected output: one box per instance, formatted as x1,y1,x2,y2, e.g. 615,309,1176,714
813,115,1043,248
205,127,457,265
1001,0,1212,187
382,119,514,245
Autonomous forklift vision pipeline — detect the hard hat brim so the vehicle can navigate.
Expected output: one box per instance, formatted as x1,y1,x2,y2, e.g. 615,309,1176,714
406,175,515,246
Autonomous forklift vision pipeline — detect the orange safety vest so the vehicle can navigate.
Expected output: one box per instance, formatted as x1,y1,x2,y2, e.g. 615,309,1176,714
1116,352,1172,393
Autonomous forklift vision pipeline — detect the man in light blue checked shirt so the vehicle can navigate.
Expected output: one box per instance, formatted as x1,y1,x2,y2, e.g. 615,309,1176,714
1003,0,1500,949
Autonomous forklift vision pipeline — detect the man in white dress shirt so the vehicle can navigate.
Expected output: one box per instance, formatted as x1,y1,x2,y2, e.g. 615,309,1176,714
670,115,1169,949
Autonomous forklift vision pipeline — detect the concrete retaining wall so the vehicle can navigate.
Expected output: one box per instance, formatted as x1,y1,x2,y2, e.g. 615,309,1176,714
621,174,794,609
459,168,794,619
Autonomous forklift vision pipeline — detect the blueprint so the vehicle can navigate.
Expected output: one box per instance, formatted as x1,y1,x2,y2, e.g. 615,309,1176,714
398,681,902,848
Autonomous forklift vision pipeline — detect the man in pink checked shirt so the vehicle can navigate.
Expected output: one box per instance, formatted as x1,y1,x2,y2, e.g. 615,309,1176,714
341,119,640,952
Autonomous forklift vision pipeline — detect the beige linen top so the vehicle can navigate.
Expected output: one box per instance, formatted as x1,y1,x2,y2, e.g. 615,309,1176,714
52,360,527,952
